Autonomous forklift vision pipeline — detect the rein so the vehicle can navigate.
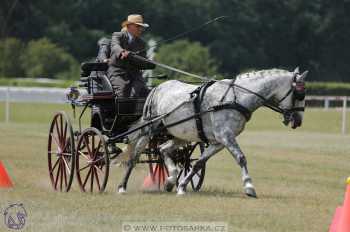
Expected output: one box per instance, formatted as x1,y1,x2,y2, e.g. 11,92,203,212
131,54,210,81
135,16,230,55
130,54,304,117
107,78,304,144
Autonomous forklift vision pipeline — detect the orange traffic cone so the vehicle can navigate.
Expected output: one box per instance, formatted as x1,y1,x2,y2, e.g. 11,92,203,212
142,164,168,191
329,207,342,232
336,177,350,232
0,161,13,188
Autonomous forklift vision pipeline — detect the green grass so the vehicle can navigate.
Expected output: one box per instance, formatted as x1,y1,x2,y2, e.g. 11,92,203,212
1,102,350,133
0,103,350,232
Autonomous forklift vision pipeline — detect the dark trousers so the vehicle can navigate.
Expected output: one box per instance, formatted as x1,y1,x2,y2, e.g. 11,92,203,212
109,71,149,98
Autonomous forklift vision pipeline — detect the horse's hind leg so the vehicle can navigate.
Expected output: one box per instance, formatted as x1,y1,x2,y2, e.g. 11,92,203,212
177,143,224,195
159,139,186,192
223,139,257,198
117,135,150,193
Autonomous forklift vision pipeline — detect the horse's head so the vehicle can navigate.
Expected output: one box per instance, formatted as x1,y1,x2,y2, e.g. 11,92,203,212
274,67,307,129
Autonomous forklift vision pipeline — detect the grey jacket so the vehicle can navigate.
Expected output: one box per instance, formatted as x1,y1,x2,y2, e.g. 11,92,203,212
108,30,154,78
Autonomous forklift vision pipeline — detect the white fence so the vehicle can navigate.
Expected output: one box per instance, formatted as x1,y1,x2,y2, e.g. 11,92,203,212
0,86,349,134
0,86,67,123
307,95,348,134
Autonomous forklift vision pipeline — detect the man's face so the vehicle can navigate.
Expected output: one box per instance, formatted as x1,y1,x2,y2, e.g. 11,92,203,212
127,24,144,38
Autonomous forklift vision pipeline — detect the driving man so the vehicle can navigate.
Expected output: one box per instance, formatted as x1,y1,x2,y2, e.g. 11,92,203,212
108,14,155,97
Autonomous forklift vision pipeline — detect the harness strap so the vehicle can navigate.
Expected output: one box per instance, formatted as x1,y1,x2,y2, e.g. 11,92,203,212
190,80,216,144
212,102,252,122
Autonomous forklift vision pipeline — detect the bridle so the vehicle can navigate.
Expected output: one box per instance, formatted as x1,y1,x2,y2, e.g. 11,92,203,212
222,73,305,123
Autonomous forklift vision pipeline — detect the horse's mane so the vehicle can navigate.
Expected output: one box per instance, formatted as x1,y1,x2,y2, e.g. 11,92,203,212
237,68,291,80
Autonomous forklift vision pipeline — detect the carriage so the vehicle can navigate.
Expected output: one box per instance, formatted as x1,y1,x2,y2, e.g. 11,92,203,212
47,61,206,193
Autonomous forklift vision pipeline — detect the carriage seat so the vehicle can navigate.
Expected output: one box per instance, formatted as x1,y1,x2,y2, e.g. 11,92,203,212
81,62,108,77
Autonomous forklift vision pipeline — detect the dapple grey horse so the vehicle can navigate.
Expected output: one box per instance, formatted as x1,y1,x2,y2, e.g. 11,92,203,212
117,68,307,197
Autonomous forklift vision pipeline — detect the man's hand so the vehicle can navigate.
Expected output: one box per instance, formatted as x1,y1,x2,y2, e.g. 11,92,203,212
120,50,129,60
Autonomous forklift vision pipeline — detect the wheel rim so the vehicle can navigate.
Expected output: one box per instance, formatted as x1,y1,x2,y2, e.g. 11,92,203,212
48,112,75,192
76,128,109,193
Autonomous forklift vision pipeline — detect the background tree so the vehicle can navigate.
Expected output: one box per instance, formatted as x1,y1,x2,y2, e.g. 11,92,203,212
1,0,350,82
0,37,25,77
21,38,78,79
154,40,220,81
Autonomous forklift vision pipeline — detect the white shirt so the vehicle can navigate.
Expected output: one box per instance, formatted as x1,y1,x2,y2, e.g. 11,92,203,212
127,31,134,44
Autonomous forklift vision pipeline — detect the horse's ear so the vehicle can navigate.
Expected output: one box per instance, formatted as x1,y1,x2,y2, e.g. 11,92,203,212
298,70,308,82
293,67,300,75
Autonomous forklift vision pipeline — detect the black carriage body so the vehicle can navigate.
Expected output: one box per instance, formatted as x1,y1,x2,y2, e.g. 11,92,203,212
79,62,146,136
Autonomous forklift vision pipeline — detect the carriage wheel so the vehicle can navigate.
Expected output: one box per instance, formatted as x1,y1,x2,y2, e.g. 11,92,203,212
177,143,206,192
76,128,109,193
48,111,75,192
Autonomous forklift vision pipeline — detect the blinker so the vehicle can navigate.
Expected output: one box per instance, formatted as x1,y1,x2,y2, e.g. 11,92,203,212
294,82,305,101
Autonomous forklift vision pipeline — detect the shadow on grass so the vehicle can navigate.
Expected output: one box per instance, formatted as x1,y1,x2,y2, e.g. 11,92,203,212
142,186,245,198
42,184,295,201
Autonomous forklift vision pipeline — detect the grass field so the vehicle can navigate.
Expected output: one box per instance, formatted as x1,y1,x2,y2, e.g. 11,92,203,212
1,103,350,232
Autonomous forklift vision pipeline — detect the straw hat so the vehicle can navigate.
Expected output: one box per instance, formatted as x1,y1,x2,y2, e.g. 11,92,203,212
121,14,149,28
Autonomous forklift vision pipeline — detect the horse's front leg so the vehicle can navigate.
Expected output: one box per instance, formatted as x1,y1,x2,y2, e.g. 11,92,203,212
117,135,149,193
177,143,224,195
224,139,257,198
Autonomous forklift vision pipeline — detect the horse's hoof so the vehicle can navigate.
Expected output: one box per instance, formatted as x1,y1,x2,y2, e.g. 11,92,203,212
118,187,127,194
177,186,186,196
164,180,175,192
245,187,257,198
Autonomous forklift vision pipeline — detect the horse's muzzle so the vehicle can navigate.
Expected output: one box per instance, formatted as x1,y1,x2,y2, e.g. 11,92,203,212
291,112,303,129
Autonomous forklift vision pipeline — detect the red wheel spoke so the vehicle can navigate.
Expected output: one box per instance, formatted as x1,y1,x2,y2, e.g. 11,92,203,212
63,161,68,187
61,153,73,156
90,155,104,165
93,166,101,191
61,139,70,154
55,117,61,143
83,136,93,157
60,160,64,190
60,114,63,143
93,141,102,159
83,168,92,188
61,156,71,174
91,134,95,158
79,164,91,172
158,165,162,189
90,168,94,192
62,122,67,146
55,161,61,189
48,151,57,155
78,151,90,161
50,159,60,174
95,165,104,175
151,164,158,181
51,133,60,148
